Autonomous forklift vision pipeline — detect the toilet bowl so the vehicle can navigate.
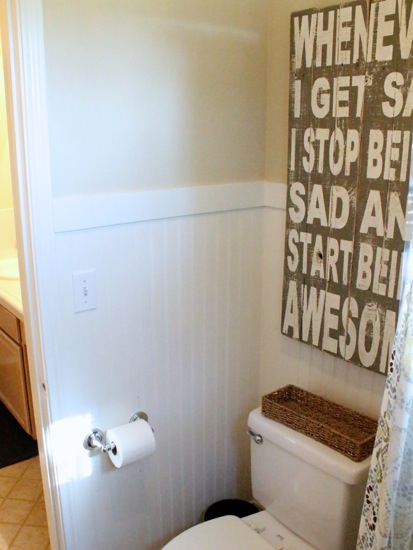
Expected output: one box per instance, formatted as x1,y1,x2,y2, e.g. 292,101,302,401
162,515,273,550
163,407,371,549
163,511,317,549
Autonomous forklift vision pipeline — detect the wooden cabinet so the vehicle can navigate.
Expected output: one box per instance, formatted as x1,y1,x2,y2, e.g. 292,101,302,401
0,302,35,437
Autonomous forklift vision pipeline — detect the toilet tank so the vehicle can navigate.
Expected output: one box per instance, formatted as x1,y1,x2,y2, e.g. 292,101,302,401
248,408,371,550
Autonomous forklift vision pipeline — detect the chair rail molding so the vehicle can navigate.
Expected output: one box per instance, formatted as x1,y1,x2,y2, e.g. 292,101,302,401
53,181,287,233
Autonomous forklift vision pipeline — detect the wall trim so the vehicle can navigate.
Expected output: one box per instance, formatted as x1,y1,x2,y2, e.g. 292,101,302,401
263,181,287,209
1,0,64,547
53,181,287,233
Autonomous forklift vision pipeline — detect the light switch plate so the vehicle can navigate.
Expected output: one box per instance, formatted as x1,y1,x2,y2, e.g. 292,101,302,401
72,270,97,313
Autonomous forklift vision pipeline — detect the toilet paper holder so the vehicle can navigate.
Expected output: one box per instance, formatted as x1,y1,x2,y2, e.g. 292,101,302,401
83,411,149,453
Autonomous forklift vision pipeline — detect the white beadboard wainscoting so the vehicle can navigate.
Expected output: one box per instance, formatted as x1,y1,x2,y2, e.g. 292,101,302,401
49,182,385,549
49,197,263,549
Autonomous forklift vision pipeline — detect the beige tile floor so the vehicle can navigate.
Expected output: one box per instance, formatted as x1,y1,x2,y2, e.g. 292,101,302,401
0,457,49,549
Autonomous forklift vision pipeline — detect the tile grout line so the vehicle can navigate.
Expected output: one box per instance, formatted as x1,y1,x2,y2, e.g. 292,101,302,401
0,457,49,549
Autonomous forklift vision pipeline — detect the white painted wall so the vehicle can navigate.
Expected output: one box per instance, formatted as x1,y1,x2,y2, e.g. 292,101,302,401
44,185,385,550
8,1,386,549
0,31,14,210
36,2,269,548
47,205,262,549
42,0,268,197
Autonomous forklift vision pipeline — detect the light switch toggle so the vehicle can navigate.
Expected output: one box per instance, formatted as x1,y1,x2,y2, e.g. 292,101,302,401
73,270,97,312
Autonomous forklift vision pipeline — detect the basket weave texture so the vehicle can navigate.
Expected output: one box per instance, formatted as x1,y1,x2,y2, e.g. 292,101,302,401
262,385,378,462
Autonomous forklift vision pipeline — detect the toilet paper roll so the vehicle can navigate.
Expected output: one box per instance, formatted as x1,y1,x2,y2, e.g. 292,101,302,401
106,419,156,468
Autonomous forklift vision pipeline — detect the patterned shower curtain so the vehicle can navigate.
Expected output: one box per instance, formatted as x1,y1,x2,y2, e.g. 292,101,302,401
357,243,413,549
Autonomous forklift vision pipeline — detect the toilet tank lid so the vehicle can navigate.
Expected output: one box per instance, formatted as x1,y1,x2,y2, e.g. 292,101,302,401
162,515,274,550
248,408,371,485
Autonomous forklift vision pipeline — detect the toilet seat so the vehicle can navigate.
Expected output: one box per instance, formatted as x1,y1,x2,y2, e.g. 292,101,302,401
162,515,275,549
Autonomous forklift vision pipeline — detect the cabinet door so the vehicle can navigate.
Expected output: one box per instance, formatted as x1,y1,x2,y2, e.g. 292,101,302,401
0,328,31,433
0,303,21,342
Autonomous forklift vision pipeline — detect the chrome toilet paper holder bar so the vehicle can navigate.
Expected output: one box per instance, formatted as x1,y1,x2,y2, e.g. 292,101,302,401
83,411,149,453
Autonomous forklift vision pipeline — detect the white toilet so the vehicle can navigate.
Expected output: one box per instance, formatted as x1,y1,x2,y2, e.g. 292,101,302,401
163,407,371,549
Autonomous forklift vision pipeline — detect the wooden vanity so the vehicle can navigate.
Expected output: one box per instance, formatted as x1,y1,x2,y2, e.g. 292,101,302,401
0,298,36,437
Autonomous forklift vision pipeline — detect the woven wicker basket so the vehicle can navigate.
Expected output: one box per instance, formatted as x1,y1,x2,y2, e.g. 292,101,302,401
262,385,378,462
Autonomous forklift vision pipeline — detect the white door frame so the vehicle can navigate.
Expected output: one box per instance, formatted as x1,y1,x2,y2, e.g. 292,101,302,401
1,1,63,547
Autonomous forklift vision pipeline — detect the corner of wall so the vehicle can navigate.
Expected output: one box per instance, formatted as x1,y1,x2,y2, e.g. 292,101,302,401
0,208,16,250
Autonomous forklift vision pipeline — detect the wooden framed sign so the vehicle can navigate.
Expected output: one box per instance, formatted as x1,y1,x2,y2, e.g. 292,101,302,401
282,0,413,374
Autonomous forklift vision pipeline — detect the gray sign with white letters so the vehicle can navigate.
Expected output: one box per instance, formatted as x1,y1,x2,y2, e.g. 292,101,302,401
282,0,413,374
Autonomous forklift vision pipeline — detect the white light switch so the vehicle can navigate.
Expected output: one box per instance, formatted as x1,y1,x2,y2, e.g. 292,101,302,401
72,270,97,313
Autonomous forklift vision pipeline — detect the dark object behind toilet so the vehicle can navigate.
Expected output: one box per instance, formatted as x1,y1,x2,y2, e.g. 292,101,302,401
204,499,259,522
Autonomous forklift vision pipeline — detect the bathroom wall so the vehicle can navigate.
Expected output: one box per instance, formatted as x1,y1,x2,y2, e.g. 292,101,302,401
43,0,267,197
0,36,12,209
17,1,386,549
0,31,16,249
261,0,386,417
47,209,262,549
38,2,268,548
